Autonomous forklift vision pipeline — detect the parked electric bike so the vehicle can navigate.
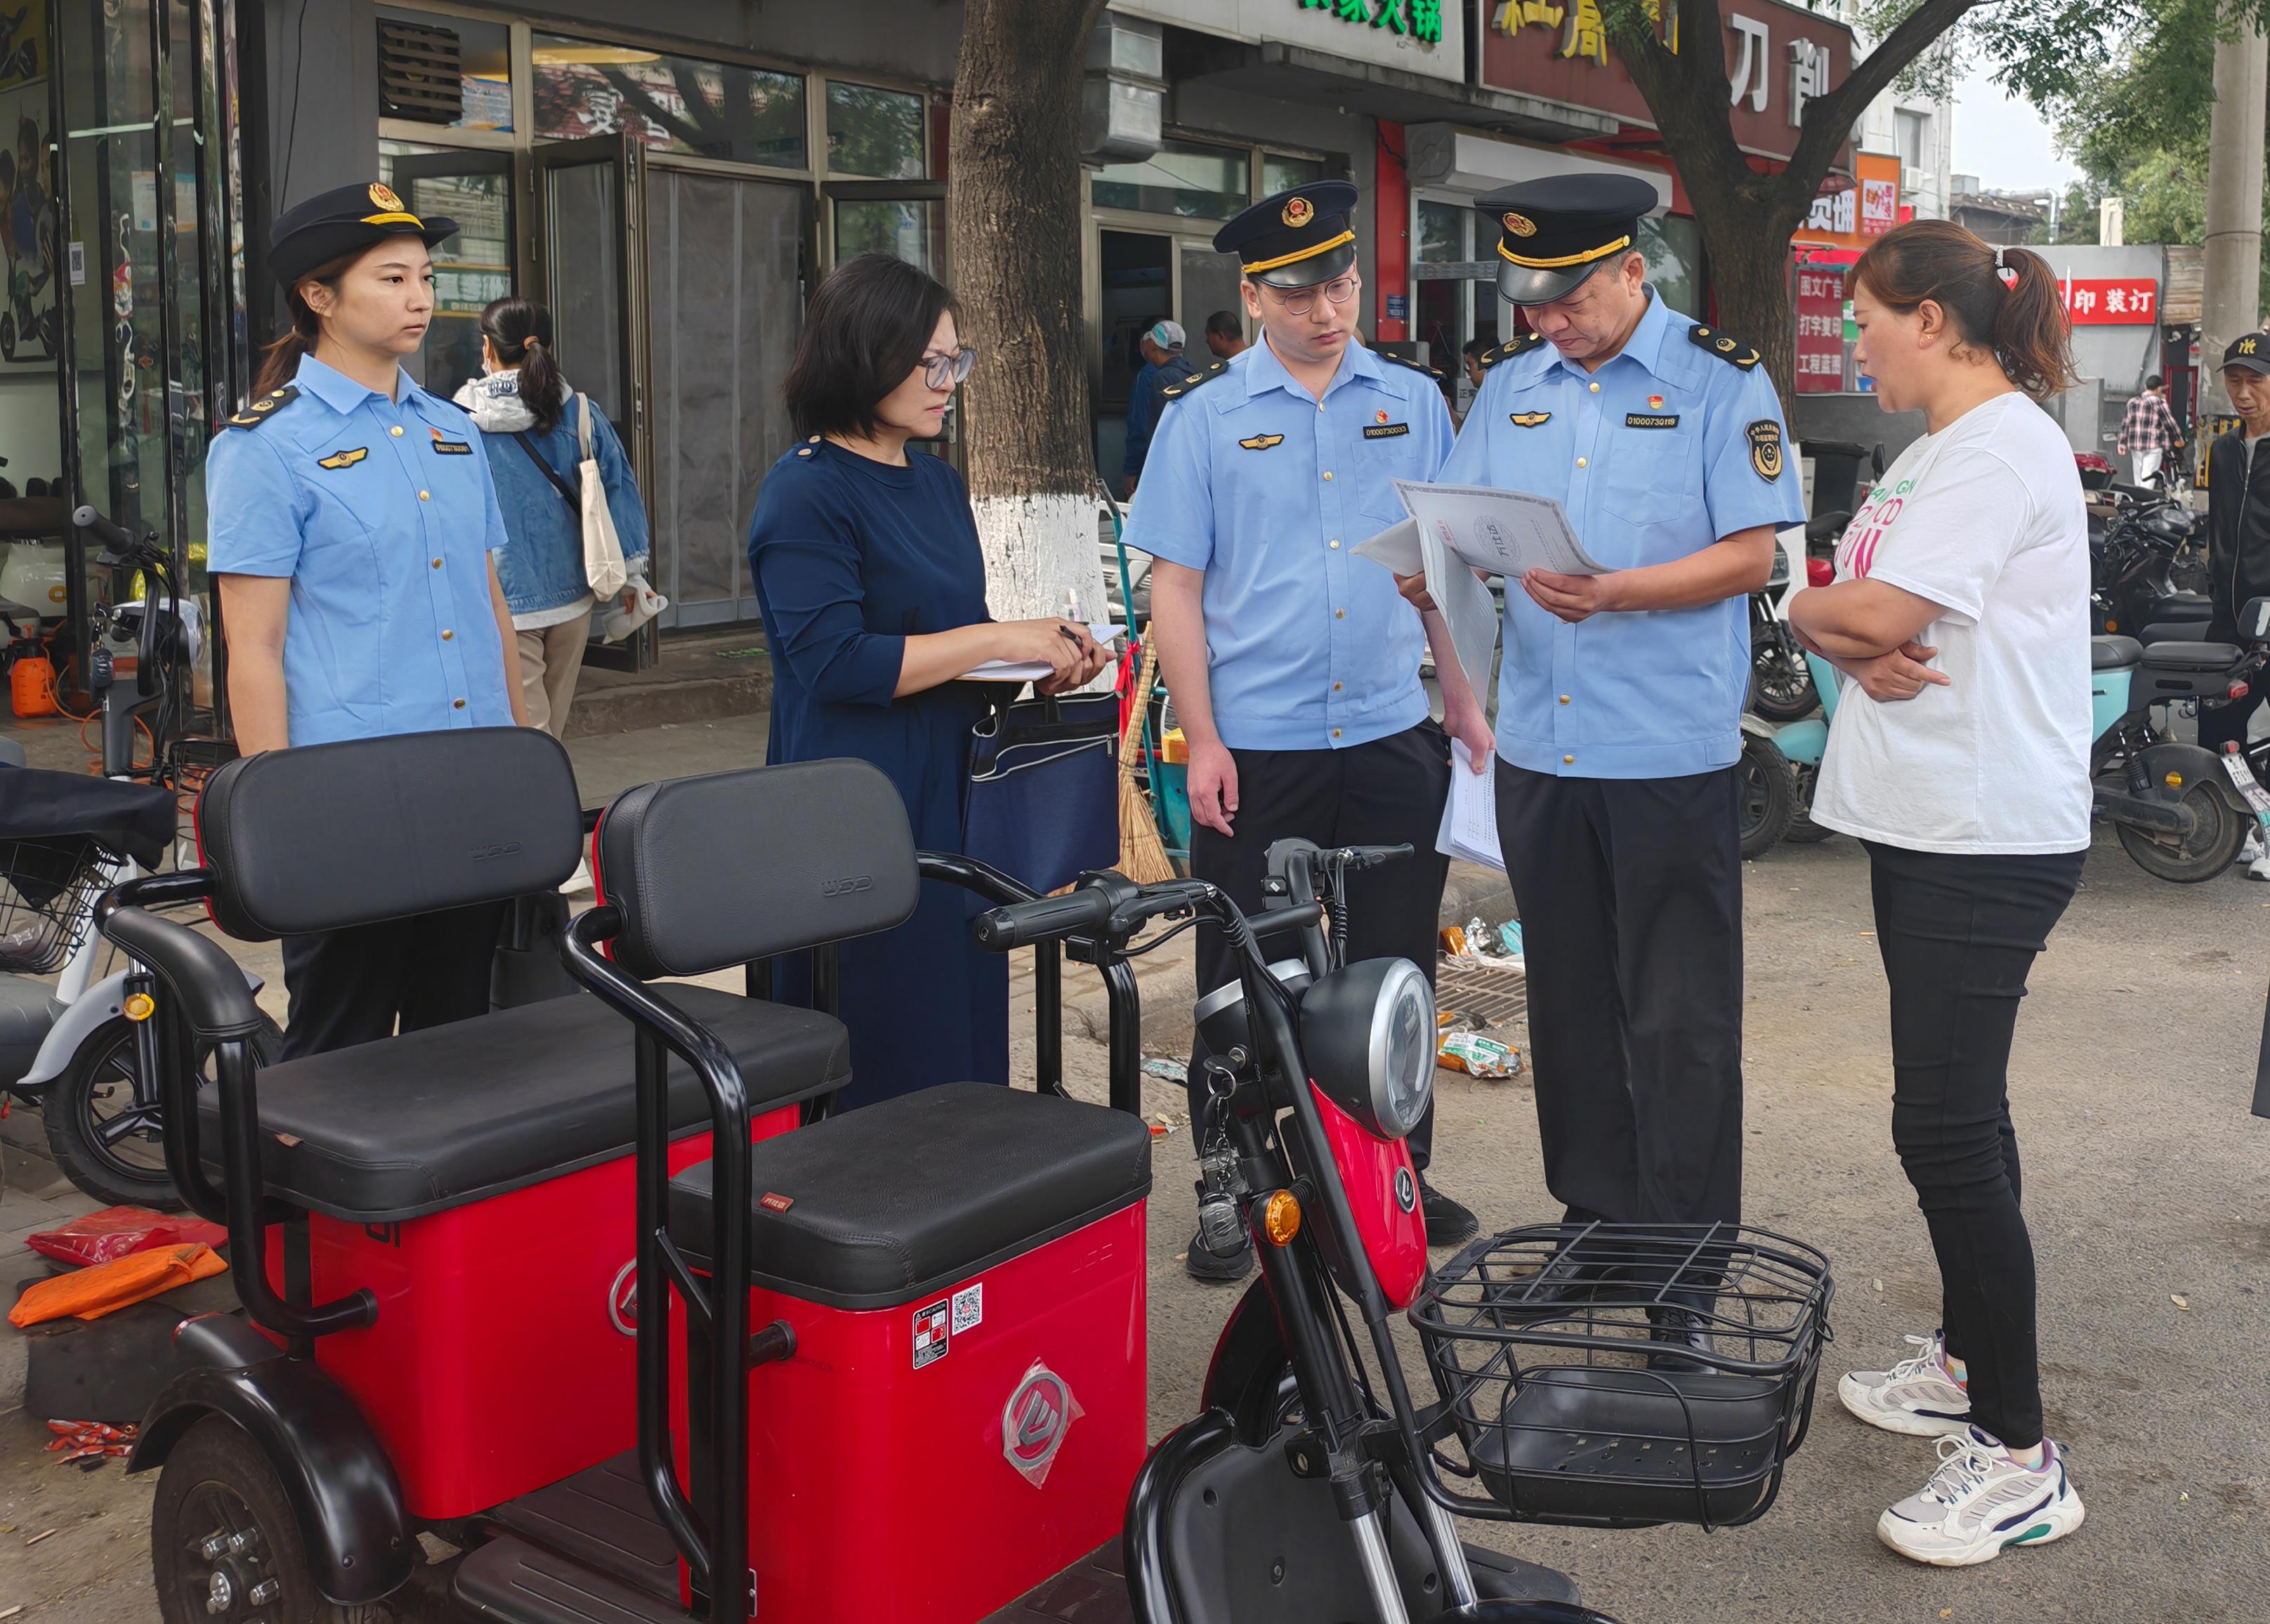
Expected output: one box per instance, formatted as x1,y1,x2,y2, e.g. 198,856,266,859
0,504,276,1206
2090,483,2212,641
105,729,1832,1624
1740,514,1852,854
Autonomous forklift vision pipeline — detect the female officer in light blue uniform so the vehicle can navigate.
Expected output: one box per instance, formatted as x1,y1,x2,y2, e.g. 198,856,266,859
205,180,527,1059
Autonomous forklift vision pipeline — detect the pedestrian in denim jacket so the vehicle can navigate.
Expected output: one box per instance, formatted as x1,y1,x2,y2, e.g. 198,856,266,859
454,296,651,736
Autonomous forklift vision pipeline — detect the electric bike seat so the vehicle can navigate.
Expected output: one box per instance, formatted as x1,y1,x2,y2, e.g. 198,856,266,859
2141,639,2242,670
2092,635,2142,669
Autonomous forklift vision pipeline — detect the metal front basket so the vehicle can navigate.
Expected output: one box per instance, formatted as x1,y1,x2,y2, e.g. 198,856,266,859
0,834,114,972
1410,1222,1833,1531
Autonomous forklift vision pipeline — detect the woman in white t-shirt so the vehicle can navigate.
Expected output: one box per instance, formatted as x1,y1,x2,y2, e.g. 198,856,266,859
1787,220,2091,1569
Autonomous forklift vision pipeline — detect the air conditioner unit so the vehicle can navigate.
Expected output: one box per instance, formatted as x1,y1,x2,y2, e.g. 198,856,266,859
1901,166,1926,199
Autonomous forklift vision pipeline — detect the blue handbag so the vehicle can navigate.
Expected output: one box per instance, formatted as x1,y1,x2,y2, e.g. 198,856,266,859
963,690,1120,896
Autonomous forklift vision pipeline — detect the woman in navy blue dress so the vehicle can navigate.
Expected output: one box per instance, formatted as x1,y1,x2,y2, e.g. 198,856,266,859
748,254,1110,1109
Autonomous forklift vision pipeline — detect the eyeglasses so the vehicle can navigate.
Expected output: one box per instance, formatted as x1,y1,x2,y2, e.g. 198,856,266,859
1268,275,1360,317
923,346,978,390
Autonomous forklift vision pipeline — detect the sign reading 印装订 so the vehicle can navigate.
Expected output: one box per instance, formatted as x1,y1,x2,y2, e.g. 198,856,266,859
2058,278,2157,326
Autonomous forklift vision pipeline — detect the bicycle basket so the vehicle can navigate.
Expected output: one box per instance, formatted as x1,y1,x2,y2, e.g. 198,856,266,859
1410,1222,1833,1530
0,833,112,972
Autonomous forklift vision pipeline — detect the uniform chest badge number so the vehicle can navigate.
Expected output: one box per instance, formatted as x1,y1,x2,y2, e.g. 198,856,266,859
1509,411,1551,428
1363,422,1410,439
316,447,368,470
430,429,474,454
1238,433,1285,451
1625,412,1679,429
1747,419,1785,480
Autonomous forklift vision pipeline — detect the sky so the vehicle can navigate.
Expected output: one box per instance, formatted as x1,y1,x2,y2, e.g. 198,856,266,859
1950,63,2080,193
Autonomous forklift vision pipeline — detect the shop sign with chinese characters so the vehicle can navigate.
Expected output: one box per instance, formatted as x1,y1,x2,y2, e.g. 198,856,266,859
1792,262,1847,393
1799,153,1900,249
2059,278,2156,325
1476,0,1851,165
1299,0,1446,45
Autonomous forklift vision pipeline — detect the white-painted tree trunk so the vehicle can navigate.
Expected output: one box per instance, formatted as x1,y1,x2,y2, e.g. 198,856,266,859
971,491,1110,625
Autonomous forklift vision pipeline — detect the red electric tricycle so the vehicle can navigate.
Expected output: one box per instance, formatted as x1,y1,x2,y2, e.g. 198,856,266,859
103,727,1831,1624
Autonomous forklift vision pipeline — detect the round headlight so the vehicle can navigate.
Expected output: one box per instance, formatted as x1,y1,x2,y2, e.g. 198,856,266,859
1299,958,1435,1139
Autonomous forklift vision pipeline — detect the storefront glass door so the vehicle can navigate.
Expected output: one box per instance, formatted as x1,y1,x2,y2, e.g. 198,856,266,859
381,146,514,404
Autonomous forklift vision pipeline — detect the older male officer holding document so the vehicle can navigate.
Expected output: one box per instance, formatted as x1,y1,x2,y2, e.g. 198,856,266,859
1421,176,1803,1290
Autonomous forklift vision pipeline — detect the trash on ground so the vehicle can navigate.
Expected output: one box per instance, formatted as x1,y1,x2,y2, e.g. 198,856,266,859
26,1205,228,1269
46,1419,136,1466
1441,917,1525,973
22,1528,56,1547
9,1243,228,1328
1438,1030,1522,1080
2172,1293,2190,1311
1497,919,1524,957
1139,1056,1189,1084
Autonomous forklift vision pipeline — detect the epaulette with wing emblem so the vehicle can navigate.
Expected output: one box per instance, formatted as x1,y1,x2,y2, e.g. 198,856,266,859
1688,325,1761,371
221,386,301,430
1160,360,1229,402
1375,351,1443,380
1476,331,1549,371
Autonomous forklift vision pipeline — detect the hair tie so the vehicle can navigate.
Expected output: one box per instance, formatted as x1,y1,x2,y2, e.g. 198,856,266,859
523,336,544,350
1993,247,2018,289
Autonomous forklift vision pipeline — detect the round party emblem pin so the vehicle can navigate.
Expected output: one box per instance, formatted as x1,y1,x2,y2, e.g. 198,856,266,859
1282,196,1314,229
368,182,405,212
1502,211,1537,238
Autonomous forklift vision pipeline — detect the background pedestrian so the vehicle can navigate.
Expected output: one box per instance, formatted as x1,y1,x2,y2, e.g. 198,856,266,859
1204,309,1247,360
1122,318,1195,496
455,294,651,739
2115,372,2182,487
1789,220,2090,1567
2203,334,2270,878
206,181,527,1059
747,252,1107,1111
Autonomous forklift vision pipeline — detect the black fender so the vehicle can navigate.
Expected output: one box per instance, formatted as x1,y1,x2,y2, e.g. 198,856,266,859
2137,740,2237,805
1197,1278,1293,1443
129,1316,412,1606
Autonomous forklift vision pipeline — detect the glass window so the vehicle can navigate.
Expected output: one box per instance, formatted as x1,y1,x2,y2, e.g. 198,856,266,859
1417,200,1466,264
1895,109,1925,169
826,82,924,180
380,143,514,402
1093,140,1248,221
834,199,942,271
532,36,806,170
1261,153,1326,196
376,6,513,133
1637,213,1703,320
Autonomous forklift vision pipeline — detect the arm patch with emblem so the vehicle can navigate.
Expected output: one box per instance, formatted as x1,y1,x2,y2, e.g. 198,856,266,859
221,386,301,430
1160,360,1231,402
1688,325,1761,370
1476,331,1549,371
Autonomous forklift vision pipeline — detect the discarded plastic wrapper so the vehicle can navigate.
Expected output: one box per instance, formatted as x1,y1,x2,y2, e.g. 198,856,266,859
1438,1030,1522,1080
8,1243,228,1328
26,1205,228,1269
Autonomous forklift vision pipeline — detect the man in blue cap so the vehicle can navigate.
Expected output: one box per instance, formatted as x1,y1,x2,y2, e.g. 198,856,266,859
1420,176,1803,1315
1123,319,1197,496
1128,180,1494,1280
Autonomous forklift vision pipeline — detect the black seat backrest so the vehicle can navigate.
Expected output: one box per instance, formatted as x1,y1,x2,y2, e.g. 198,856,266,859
197,728,582,941
595,759,919,981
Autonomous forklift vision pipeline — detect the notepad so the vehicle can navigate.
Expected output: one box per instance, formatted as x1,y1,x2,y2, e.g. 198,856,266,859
1436,739,1502,869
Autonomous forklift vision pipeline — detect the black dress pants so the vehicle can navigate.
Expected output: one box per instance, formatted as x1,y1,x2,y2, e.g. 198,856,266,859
1188,721,1452,1169
279,901,510,1060
1865,840,2082,1452
1492,763,1744,1225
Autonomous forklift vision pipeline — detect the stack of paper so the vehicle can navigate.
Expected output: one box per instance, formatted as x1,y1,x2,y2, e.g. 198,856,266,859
1436,740,1502,869
962,624,1123,681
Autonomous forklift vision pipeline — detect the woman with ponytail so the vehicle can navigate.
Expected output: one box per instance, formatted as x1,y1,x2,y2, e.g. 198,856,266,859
1787,219,2090,1564
206,182,528,1060
454,296,650,738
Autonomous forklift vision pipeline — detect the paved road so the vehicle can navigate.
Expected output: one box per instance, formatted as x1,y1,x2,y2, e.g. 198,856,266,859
5,765,2267,1621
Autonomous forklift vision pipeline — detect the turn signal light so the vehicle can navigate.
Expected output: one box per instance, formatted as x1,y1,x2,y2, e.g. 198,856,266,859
124,993,155,1022
2165,771,2186,789
2231,683,2251,702
1261,1190,1302,1247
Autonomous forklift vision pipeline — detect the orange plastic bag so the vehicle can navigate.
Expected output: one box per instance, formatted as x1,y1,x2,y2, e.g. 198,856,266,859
8,1243,228,1328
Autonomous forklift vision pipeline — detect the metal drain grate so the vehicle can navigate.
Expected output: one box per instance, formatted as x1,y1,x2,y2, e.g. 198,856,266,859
1436,957,1527,1029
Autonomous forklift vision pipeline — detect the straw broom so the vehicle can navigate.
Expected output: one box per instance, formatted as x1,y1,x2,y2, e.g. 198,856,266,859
1116,639,1176,884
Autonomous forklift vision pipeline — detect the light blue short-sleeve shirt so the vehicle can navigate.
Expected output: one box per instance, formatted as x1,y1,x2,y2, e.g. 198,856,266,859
1439,291,1804,779
1123,339,1452,751
204,355,516,747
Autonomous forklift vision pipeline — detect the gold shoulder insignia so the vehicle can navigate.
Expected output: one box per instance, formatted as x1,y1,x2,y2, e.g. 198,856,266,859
1477,331,1548,371
1689,324,1761,370
1376,351,1443,380
221,385,301,431
1160,360,1231,402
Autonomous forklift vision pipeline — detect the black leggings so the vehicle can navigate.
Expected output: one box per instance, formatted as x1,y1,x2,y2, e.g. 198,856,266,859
1864,841,2083,1452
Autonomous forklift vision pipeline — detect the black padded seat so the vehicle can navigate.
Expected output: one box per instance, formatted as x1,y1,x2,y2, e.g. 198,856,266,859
199,988,848,1222
2141,640,2241,670
2091,635,2141,670
669,1082,1152,1309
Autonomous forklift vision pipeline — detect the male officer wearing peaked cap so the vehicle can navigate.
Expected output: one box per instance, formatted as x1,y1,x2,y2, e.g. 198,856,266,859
1417,176,1804,1328
1127,181,1495,1281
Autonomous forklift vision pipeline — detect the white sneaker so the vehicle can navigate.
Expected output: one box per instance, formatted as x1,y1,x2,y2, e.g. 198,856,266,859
562,857,595,895
2250,853,2270,882
1837,1330,1972,1437
2244,832,2265,865
1877,1427,2085,1567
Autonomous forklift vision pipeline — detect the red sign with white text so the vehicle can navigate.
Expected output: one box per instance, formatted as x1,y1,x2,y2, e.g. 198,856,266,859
2060,278,2156,325
1792,261,1847,393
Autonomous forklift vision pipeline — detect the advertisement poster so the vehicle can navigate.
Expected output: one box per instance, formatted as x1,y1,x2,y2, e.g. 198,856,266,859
1793,261,1846,393
0,70,56,367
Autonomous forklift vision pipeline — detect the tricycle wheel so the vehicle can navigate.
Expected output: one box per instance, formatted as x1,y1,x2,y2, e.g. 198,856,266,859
2115,782,2248,882
152,1416,393,1624
1736,735,1794,860
46,1013,282,1210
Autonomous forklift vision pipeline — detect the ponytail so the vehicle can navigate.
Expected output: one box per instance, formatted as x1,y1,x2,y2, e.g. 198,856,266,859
251,246,366,398
1852,219,2078,402
478,295,563,435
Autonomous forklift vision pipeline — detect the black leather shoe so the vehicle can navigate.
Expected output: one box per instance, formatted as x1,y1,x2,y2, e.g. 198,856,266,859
1485,1243,1616,1319
1646,1290,1719,1372
1421,1183,1480,1248
1186,1224,1254,1283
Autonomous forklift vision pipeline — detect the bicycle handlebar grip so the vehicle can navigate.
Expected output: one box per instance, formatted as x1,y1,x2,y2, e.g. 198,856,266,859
1350,842,1415,868
72,506,133,551
972,886,1116,951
